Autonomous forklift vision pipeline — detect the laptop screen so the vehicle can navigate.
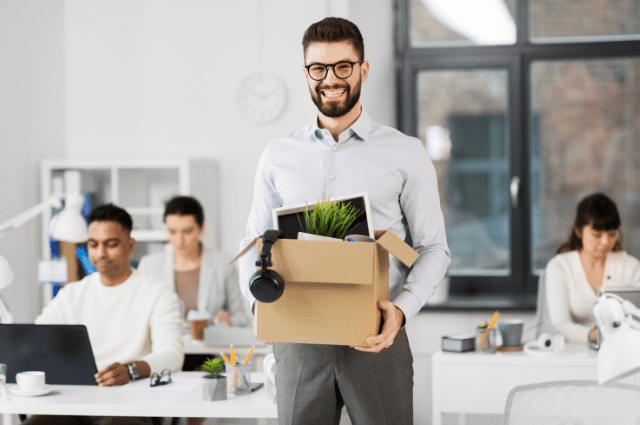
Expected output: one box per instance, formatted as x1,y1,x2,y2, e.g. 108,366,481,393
596,286,640,347
0,324,99,385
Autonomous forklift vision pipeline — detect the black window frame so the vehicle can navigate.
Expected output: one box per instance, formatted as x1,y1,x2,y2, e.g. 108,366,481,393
395,0,640,311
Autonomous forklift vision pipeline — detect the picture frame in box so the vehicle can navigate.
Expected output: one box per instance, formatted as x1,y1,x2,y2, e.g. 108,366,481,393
271,192,374,240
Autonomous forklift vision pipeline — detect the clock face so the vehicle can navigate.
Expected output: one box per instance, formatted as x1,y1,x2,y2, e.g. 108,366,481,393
237,73,287,124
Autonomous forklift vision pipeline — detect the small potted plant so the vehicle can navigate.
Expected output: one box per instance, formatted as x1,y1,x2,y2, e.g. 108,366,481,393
201,357,226,401
297,197,359,241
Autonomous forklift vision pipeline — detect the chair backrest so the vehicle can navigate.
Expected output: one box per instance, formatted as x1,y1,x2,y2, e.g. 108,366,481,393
535,271,555,338
504,380,640,425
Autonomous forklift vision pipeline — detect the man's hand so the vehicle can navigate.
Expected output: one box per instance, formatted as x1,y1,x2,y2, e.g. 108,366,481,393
352,300,404,353
214,310,233,327
95,363,130,386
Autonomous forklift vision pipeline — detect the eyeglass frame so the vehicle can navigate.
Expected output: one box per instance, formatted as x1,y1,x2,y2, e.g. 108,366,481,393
150,368,172,387
304,60,364,81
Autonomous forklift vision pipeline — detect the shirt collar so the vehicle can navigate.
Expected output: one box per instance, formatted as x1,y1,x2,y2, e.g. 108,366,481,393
311,107,372,143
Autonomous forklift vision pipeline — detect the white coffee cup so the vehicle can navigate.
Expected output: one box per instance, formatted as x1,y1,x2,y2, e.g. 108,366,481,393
16,371,45,391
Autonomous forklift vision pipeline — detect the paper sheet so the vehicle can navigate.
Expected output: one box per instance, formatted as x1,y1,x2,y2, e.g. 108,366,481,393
117,377,201,392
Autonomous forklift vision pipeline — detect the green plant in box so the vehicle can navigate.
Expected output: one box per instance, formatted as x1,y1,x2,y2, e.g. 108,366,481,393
202,357,224,379
298,197,359,239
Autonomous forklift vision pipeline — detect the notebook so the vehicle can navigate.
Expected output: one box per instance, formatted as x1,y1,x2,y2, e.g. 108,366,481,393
0,323,99,385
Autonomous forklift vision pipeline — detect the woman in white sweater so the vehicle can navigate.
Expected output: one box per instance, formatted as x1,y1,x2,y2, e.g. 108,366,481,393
137,196,251,328
545,193,640,344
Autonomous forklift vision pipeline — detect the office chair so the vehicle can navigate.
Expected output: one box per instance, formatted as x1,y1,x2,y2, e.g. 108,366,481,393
534,271,555,338
504,380,640,425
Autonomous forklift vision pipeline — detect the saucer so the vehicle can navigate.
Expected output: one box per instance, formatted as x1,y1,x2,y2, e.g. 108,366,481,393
8,385,53,397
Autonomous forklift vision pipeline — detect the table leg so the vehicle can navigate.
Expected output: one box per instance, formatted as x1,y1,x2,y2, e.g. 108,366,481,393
431,353,441,425
2,413,14,425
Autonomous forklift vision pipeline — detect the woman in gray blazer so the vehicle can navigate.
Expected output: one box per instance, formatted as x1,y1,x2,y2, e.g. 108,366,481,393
137,196,251,329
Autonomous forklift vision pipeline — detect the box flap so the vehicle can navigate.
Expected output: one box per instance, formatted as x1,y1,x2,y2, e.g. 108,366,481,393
228,235,262,265
375,231,419,268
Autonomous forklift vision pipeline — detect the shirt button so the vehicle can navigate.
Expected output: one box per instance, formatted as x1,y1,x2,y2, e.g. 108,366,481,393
330,175,335,180
333,146,337,151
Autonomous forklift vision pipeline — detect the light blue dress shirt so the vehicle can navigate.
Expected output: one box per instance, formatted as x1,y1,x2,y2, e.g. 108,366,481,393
239,108,451,323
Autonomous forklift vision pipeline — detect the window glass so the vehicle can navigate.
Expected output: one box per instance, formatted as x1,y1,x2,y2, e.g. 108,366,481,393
530,58,640,271
417,69,510,275
410,0,517,46
530,0,640,42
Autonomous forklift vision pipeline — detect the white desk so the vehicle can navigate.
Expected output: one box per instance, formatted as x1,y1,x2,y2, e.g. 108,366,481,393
431,344,600,425
0,372,276,425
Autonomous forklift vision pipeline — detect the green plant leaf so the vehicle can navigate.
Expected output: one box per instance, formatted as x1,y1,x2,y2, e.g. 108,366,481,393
298,198,359,238
202,357,224,379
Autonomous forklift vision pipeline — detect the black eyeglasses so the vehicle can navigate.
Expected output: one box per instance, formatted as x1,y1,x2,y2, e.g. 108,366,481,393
150,369,172,387
304,60,363,81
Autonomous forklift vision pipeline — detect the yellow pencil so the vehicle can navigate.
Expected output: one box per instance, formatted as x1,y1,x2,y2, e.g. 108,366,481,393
487,311,499,329
242,346,255,365
220,352,231,364
230,345,236,364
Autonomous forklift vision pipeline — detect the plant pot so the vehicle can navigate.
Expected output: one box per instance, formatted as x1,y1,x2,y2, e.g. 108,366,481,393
202,377,227,401
297,232,343,242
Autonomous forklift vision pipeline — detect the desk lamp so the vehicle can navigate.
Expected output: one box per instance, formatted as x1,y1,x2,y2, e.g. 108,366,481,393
593,293,640,384
0,170,88,323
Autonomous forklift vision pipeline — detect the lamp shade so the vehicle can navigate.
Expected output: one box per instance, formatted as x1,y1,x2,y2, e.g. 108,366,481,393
0,254,15,290
51,192,88,243
597,322,640,384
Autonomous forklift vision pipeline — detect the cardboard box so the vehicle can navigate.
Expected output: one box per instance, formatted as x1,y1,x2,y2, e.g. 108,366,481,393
234,230,419,346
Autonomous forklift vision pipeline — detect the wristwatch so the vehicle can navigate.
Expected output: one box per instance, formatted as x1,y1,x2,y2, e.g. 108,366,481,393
124,363,139,380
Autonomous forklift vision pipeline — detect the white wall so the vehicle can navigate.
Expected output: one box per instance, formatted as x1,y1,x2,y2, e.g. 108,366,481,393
62,0,396,258
0,0,66,323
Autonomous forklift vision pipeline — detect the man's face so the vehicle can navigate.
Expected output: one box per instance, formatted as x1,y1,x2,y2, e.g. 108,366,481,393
87,220,134,278
304,41,369,118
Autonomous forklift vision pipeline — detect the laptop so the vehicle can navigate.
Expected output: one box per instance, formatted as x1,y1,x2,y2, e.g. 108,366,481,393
594,286,640,350
0,324,99,385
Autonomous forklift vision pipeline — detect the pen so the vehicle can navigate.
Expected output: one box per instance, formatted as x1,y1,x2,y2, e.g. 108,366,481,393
243,346,255,365
487,311,499,330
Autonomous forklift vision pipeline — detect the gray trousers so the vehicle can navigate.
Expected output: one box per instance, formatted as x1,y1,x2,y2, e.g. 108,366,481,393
273,328,413,425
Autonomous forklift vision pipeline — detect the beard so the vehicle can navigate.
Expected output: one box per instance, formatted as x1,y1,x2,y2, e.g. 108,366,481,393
310,79,362,118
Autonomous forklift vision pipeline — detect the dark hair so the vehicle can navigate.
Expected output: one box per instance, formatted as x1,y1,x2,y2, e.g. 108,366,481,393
302,17,364,61
86,203,133,232
163,196,204,227
555,192,622,254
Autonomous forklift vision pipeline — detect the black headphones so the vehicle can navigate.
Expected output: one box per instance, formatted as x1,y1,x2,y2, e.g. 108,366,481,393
249,229,285,303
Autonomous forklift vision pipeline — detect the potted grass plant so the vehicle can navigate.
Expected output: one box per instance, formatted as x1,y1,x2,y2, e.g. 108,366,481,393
201,357,226,401
297,197,359,241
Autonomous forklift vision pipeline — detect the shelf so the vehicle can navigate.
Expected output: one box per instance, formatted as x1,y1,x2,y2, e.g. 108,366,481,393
131,230,168,242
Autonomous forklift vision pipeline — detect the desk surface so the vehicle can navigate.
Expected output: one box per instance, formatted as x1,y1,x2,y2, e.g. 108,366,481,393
431,344,601,425
0,372,277,419
183,336,272,356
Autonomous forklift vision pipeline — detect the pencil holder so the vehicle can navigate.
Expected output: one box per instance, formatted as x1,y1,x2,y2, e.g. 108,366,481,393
475,327,497,353
226,362,252,396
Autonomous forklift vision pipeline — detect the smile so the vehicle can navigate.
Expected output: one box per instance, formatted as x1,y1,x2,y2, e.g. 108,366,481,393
321,89,346,98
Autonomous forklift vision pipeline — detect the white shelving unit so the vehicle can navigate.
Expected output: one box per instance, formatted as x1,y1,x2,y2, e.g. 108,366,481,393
40,158,218,303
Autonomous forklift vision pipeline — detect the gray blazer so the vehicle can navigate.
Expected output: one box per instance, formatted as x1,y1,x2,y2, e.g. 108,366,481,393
137,244,251,327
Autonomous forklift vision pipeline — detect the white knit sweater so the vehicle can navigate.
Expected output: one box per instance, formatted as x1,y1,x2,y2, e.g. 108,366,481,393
36,270,184,372
545,251,640,343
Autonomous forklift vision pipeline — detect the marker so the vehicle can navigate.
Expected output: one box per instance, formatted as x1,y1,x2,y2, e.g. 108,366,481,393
347,238,355,242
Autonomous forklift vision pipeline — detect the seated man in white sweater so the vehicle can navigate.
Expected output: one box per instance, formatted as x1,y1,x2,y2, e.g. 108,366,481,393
24,204,184,425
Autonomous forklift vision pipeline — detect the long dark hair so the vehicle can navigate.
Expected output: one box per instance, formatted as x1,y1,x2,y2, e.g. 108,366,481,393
555,192,622,254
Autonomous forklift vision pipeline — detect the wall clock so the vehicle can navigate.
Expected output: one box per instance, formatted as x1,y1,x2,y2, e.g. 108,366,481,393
237,73,287,124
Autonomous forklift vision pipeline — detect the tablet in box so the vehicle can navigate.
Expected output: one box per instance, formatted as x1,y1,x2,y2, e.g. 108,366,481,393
271,193,374,240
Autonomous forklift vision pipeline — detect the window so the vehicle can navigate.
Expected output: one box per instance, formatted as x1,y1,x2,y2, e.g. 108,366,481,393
396,0,640,309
